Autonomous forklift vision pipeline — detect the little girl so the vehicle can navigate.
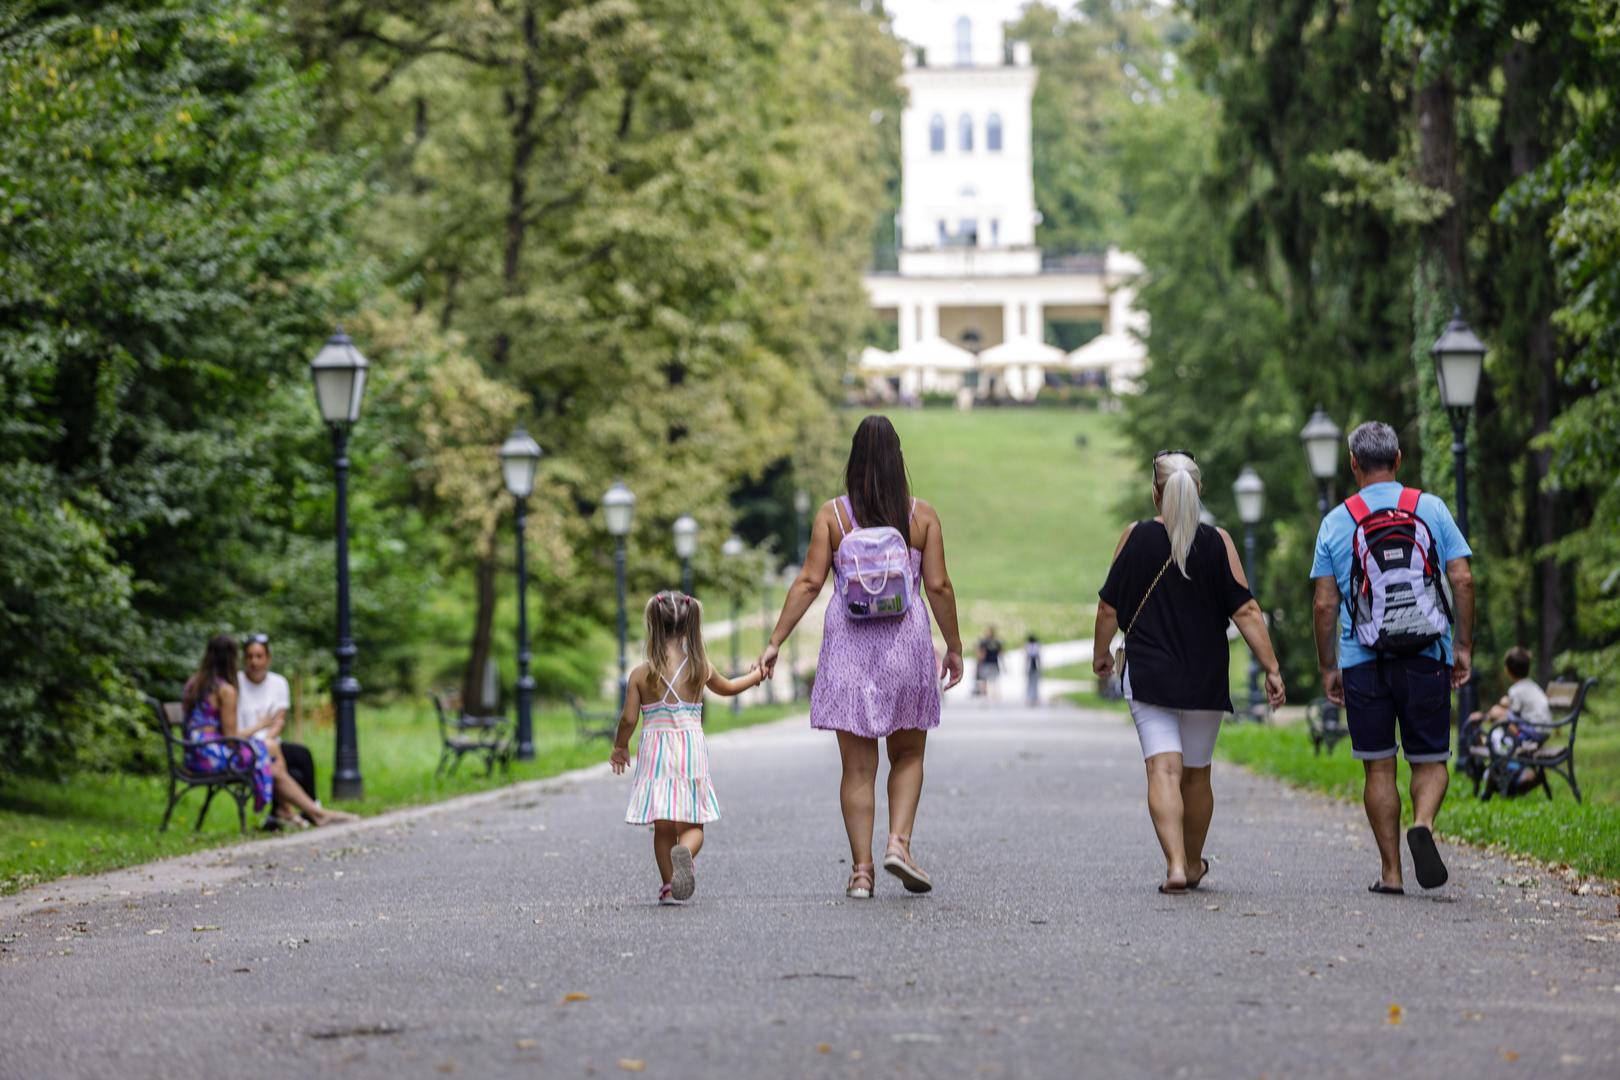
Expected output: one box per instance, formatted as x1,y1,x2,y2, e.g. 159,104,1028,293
610,591,763,904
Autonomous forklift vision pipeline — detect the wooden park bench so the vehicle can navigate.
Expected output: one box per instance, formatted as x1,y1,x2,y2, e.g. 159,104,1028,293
147,696,255,833
568,695,619,743
1306,697,1349,755
430,690,512,778
1477,677,1596,803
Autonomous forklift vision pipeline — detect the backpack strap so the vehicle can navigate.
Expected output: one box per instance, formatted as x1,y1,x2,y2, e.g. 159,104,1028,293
1398,487,1421,514
834,497,852,539
1344,493,1372,524
909,498,917,522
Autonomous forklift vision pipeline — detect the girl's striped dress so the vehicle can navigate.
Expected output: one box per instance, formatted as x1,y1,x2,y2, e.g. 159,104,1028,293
624,658,721,825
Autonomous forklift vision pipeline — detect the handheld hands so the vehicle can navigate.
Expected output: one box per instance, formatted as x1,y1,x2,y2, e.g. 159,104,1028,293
757,643,780,680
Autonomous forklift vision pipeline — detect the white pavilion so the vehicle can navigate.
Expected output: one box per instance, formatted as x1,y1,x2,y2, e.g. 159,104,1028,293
860,0,1147,402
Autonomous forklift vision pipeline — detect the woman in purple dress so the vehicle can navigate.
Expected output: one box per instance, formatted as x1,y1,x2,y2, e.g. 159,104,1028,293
759,416,965,898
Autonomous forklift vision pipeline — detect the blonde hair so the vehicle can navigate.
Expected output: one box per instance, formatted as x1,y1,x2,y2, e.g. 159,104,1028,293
1153,453,1203,579
644,591,708,700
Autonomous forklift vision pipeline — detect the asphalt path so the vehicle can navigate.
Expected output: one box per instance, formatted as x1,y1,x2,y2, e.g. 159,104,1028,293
3,701,1616,1079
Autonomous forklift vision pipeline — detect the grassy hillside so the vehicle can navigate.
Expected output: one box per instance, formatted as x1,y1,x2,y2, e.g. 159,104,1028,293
881,407,1138,643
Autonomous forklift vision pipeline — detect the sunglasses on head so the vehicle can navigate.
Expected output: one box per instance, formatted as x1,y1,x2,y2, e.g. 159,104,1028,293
1154,449,1196,462
242,633,270,647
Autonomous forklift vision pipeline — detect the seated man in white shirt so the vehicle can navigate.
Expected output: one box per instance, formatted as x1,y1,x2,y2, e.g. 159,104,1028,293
238,634,319,827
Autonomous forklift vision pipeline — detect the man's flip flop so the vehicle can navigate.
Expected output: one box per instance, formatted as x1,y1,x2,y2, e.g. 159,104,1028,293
1157,882,1188,895
1367,882,1405,896
1405,825,1449,890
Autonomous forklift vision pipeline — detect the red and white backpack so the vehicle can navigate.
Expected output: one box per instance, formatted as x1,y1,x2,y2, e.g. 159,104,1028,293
1345,488,1453,656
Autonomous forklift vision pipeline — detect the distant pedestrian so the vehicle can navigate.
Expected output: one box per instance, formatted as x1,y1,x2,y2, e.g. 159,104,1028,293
1094,451,1285,894
758,415,965,899
237,633,319,828
1024,635,1041,706
611,591,763,905
1311,422,1473,895
976,627,1004,700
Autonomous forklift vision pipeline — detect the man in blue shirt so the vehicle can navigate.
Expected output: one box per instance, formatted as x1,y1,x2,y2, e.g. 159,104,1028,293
1312,421,1474,895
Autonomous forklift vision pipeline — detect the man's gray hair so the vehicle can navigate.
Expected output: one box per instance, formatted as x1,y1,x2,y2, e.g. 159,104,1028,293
1348,421,1400,471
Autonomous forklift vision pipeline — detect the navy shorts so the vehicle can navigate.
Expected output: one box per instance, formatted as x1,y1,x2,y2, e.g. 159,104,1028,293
1342,656,1453,763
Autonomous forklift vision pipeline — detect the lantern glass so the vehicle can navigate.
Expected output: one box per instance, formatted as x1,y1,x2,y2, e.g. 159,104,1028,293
1233,467,1265,525
1431,311,1486,410
721,535,745,559
1299,410,1343,481
793,489,811,515
498,427,542,499
673,515,699,559
310,329,369,425
603,481,636,537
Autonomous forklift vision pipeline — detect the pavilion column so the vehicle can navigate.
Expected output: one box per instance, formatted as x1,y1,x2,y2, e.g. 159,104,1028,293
899,301,918,350
922,300,940,341
1002,299,1019,345
1025,301,1044,345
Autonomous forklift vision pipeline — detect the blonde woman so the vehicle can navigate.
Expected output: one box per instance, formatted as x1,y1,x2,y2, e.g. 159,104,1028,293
1093,451,1286,894
610,591,764,905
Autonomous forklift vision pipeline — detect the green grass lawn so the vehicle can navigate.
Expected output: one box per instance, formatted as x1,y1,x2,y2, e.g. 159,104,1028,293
0,697,801,895
1218,714,1620,880
884,407,1136,643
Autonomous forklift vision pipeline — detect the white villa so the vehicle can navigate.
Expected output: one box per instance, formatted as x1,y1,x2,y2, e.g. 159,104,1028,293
860,0,1147,402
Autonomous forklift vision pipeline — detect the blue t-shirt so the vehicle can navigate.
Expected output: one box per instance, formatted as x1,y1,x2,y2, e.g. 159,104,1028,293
1310,481,1472,670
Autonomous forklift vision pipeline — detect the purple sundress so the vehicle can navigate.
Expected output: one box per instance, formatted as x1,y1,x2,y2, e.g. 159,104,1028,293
810,496,941,738
183,678,274,811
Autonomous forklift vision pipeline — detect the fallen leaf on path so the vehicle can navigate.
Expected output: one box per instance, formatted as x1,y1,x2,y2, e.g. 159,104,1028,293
1583,935,1609,943
191,925,220,933
1386,1004,1404,1026
618,1060,646,1072
233,967,251,974
515,1039,537,1050
1205,904,1221,911
816,1044,832,1054
1499,1049,1519,1062
562,992,590,1003
145,929,165,936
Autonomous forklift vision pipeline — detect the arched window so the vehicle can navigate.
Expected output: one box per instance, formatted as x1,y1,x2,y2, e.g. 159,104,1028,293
987,112,1003,152
959,113,973,152
955,16,972,65
929,113,945,153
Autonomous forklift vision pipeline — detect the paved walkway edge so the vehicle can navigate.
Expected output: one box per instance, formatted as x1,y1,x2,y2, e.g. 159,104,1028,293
2,712,810,921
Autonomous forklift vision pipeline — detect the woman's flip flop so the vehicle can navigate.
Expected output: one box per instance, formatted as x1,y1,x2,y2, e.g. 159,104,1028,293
1187,859,1211,890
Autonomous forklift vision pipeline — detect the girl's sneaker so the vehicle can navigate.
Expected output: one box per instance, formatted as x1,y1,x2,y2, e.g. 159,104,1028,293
670,844,696,901
658,883,680,905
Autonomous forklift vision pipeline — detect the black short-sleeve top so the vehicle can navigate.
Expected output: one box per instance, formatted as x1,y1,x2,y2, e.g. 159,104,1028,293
1098,521,1254,712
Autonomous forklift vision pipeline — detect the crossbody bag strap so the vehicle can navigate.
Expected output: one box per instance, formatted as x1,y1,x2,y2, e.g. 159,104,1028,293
1125,555,1175,636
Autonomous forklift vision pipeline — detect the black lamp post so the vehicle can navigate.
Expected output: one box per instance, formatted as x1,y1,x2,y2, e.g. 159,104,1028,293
500,427,542,761
722,534,745,715
603,481,636,709
1432,308,1486,753
791,489,810,701
310,327,369,800
673,514,698,598
1233,466,1265,714
1300,408,1343,515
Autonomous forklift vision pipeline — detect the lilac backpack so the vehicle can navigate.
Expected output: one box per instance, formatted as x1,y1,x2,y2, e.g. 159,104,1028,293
833,496,916,620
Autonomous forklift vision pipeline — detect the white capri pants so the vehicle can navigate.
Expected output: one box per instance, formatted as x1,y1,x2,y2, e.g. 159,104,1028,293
1124,671,1224,767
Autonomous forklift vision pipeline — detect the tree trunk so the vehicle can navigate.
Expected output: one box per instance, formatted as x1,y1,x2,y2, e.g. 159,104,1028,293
461,532,501,713
1502,42,1565,679
490,0,540,370
1411,63,1463,495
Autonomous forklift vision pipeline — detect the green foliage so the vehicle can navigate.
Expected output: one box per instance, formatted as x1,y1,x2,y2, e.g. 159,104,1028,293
0,1,363,774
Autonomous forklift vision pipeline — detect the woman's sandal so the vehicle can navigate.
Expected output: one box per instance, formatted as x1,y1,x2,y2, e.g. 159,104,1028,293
882,835,933,894
846,864,875,900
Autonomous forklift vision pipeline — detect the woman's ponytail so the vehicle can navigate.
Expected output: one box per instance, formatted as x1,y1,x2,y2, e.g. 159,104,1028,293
1153,453,1203,579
